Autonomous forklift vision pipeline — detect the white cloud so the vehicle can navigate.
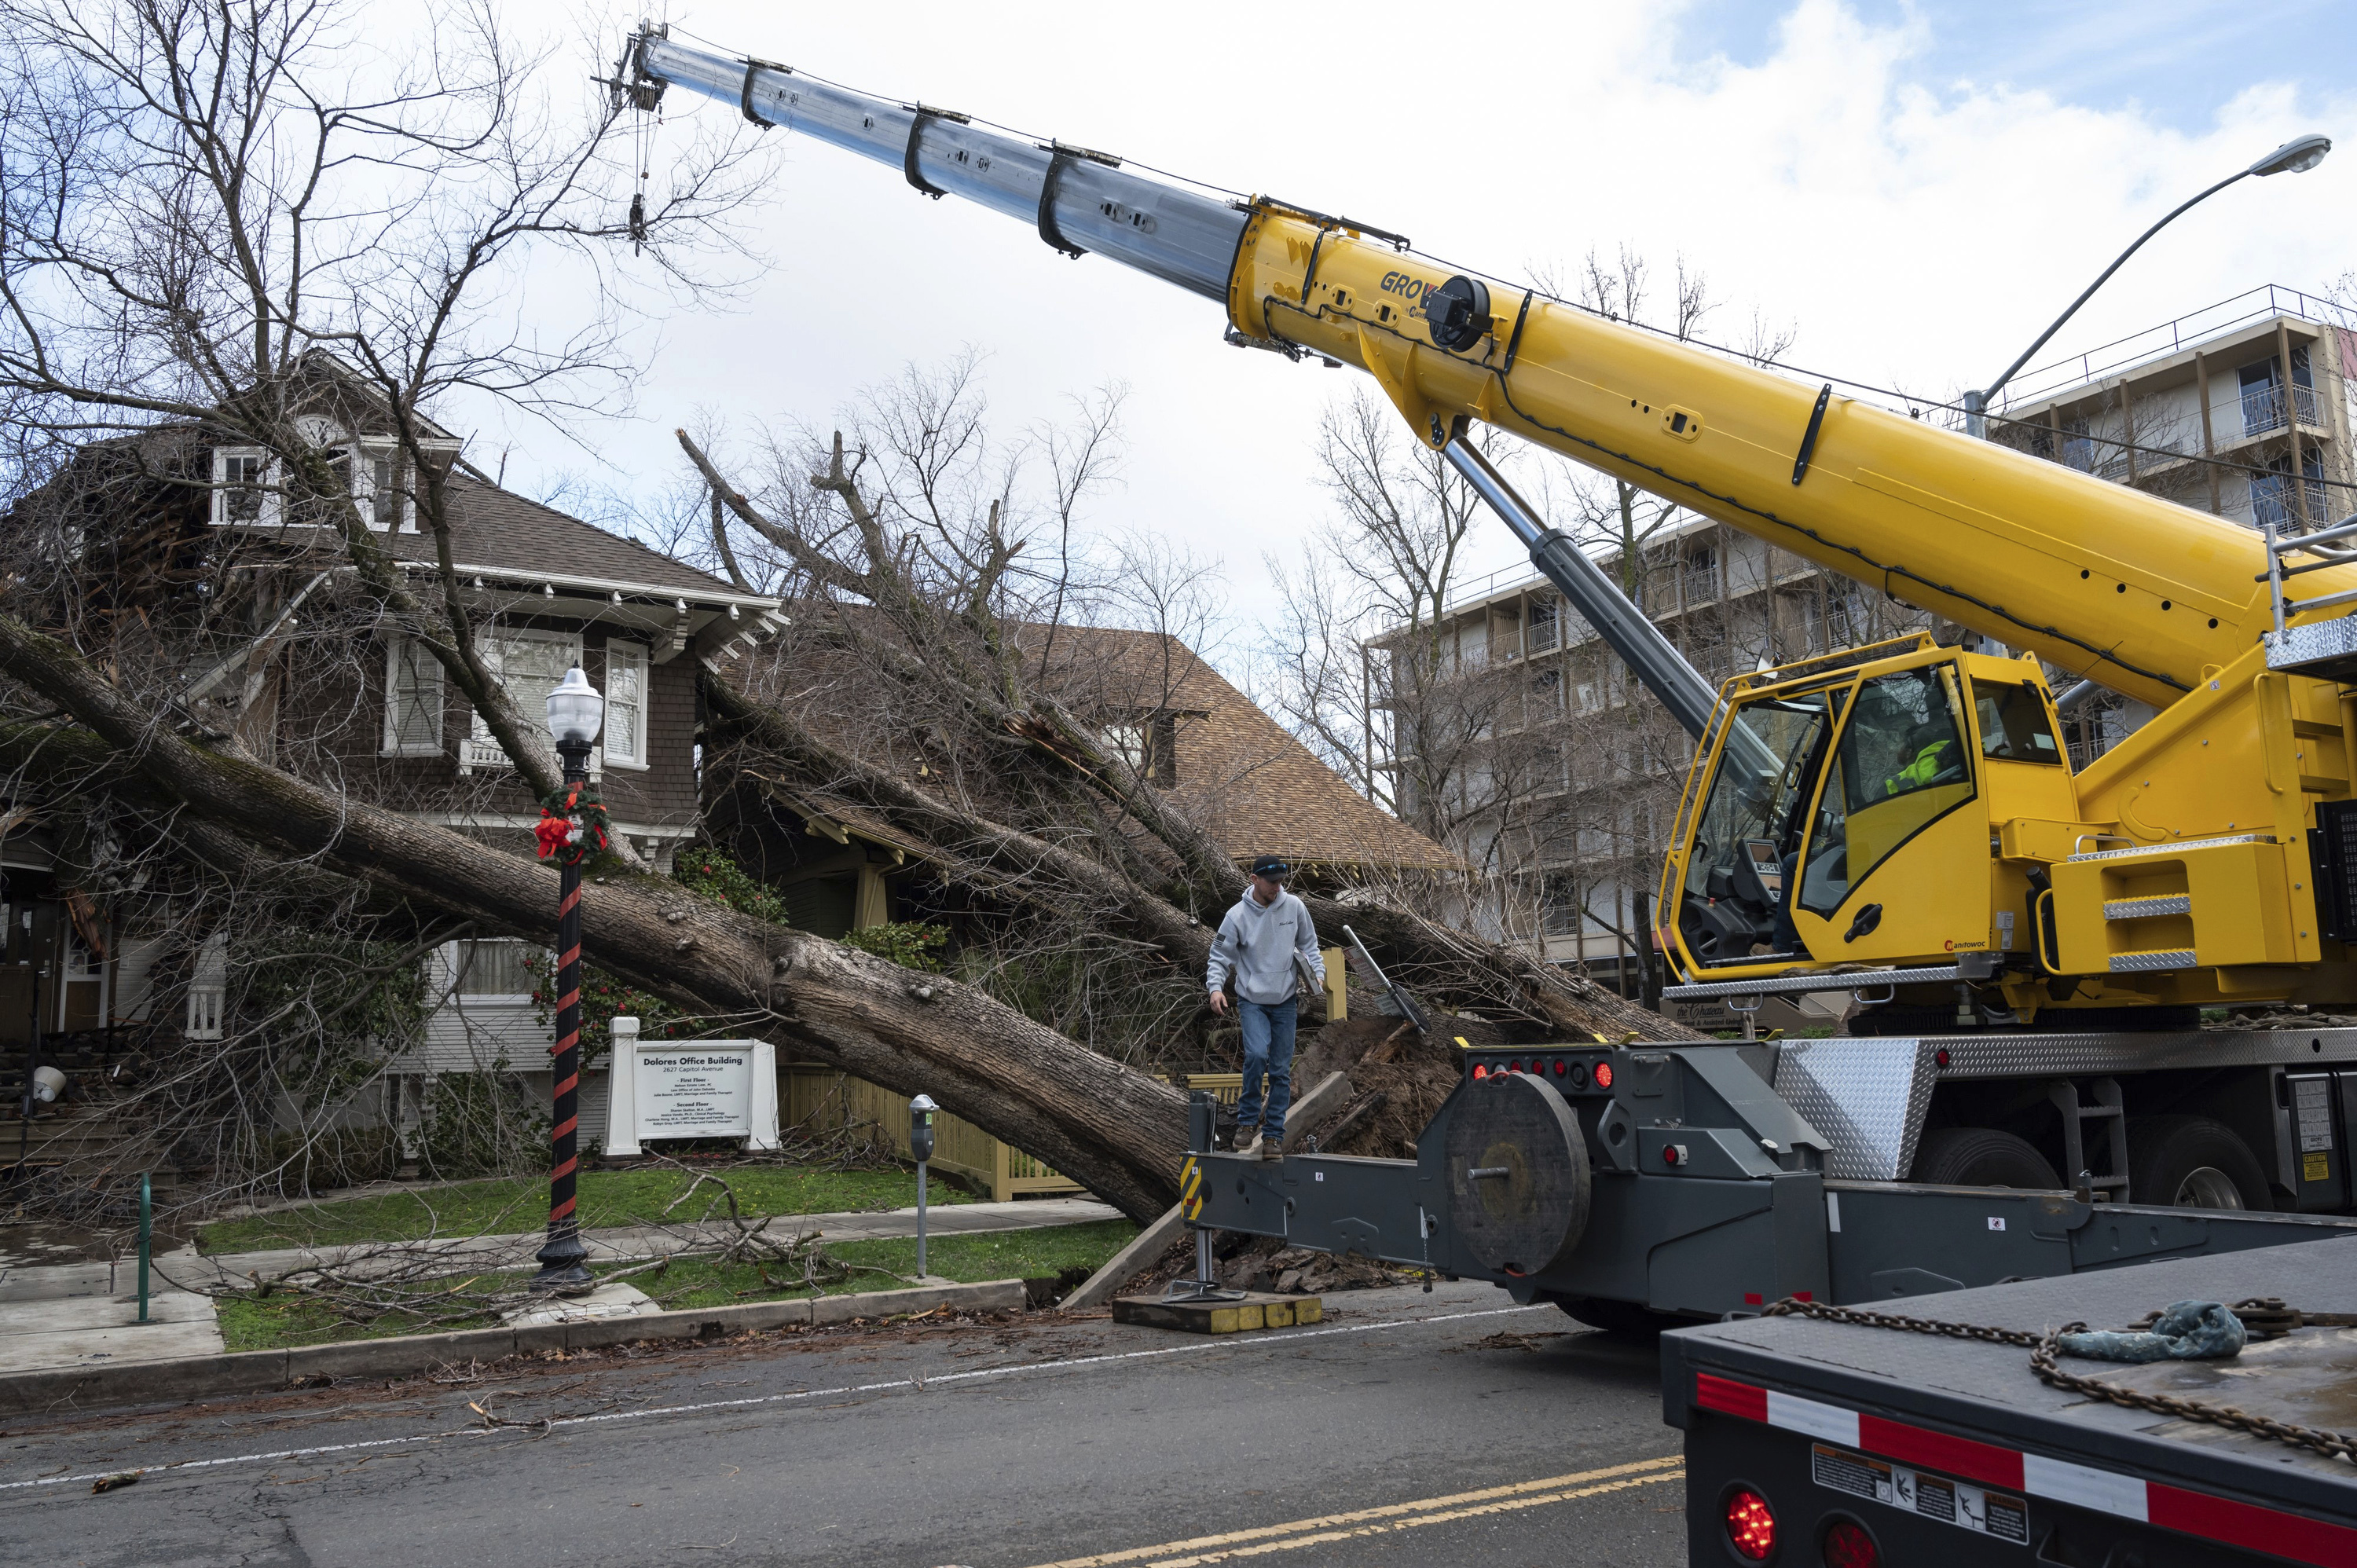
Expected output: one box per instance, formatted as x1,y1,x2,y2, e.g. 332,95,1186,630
490,0,2353,595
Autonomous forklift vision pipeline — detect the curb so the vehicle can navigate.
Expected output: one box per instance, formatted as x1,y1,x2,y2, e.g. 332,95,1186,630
0,1278,1026,1419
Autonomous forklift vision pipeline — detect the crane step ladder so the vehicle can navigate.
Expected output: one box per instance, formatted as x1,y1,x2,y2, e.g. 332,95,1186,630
2048,1075,2130,1199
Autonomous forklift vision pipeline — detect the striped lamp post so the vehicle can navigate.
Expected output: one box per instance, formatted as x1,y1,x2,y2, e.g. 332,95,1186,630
531,667,603,1295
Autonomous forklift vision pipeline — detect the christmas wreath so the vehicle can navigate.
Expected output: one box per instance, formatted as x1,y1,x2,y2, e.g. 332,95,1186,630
533,778,613,867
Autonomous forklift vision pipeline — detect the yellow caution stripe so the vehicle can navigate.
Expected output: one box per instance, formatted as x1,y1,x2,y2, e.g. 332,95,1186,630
1179,1156,1204,1220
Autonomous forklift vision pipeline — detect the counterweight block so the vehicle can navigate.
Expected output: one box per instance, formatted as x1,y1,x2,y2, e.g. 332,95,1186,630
1446,1072,1590,1276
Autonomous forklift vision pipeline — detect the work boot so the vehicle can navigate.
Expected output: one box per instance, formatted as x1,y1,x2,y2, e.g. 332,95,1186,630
1231,1121,1259,1152
1261,1134,1284,1162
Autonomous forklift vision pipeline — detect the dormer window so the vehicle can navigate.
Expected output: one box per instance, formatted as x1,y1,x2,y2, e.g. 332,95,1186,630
329,442,412,531
1098,713,1178,784
367,451,401,529
211,446,279,526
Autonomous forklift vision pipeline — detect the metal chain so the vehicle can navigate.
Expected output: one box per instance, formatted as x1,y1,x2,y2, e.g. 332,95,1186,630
1762,1297,2357,1466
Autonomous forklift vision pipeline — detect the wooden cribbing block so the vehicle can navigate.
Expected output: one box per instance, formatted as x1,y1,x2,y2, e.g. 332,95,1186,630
1110,1291,1324,1335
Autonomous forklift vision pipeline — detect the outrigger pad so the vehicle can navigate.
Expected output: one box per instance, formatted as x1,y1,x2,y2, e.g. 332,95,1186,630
1111,1292,1323,1335
1446,1070,1591,1277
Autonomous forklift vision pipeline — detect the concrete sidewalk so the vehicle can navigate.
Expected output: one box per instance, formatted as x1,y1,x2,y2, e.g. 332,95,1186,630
0,1196,1120,1375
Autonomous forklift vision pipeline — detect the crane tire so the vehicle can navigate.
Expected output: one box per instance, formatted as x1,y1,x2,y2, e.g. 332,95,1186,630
2128,1116,2271,1211
1911,1127,2060,1189
1553,1296,1688,1338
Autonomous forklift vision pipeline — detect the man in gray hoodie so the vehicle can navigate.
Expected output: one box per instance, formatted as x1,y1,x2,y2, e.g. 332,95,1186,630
1206,855,1325,1160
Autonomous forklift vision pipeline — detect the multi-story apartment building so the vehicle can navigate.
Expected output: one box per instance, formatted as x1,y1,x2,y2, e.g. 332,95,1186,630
1369,283,2356,992
1988,284,2352,533
1989,284,2356,760
1374,524,1935,992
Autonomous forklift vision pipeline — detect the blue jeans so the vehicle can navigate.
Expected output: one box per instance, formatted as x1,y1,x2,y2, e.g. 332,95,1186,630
1235,997,1297,1138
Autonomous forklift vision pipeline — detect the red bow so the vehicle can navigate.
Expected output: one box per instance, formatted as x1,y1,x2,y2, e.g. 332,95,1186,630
533,813,576,859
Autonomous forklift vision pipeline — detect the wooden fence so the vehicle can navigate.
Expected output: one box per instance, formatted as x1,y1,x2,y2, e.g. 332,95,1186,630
781,1067,1266,1203
783,1065,1084,1203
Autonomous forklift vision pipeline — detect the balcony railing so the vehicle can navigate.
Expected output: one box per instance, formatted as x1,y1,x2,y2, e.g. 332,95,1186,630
2254,474,2346,532
2242,382,2323,438
1998,283,2356,411
2092,437,2196,482
457,735,595,779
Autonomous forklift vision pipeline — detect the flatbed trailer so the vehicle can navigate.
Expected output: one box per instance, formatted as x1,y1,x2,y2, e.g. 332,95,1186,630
1193,1033,2357,1325
1662,1237,2357,1566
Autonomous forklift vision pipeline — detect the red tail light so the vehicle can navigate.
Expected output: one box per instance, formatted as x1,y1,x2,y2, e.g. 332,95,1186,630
1593,1061,1614,1090
1472,1064,1488,1079
1552,1059,1567,1076
1822,1519,1879,1568
1724,1489,1775,1561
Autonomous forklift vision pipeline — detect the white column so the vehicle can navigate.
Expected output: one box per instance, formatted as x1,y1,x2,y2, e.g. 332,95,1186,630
748,1039,780,1151
603,1016,642,1157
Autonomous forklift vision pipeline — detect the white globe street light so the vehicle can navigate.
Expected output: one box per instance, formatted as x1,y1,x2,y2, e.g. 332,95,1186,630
544,665,605,749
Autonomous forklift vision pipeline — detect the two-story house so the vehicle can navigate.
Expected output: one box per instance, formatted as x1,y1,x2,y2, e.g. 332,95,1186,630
4,367,779,1179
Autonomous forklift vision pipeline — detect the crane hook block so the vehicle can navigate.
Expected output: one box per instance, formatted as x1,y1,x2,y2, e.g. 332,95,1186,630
1425,276,1493,353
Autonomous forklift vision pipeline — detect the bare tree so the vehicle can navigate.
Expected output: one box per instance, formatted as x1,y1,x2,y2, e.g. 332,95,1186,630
1262,387,1499,828
682,360,1685,1051
0,0,768,804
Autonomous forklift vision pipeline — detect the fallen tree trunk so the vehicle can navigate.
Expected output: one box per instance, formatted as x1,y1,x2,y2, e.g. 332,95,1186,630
683,430,1683,1042
703,669,1681,1042
0,613,1189,1220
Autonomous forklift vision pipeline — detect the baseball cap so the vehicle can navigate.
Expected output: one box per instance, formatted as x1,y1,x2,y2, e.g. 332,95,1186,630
1249,855,1290,878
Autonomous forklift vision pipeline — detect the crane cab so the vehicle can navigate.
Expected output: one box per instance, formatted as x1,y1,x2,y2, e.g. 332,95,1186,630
1661,636,2074,988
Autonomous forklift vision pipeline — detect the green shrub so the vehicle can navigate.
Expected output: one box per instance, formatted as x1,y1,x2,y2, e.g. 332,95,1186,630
521,950,688,1065
418,1062,549,1180
243,1127,402,1196
673,844,788,925
844,921,951,972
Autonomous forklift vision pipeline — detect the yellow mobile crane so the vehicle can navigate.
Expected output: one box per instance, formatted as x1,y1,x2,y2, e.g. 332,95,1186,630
625,30,2357,1031
629,32,2357,1318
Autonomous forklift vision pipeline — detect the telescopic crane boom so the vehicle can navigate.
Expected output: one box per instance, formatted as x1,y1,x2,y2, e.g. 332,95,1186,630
629,30,2357,1020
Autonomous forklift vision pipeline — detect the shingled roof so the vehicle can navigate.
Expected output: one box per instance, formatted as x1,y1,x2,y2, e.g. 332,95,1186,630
1034,625,1456,873
379,473,753,601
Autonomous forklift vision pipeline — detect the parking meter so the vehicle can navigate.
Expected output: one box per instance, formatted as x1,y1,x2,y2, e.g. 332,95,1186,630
909,1094,938,1277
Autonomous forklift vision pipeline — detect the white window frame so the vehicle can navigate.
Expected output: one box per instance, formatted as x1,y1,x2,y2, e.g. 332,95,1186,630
1098,720,1150,774
600,639,650,770
381,636,446,757
460,626,585,775
445,937,541,1003
211,445,280,526
341,441,424,533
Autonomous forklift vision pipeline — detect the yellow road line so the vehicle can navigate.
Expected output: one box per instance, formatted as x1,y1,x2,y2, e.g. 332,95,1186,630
1019,1455,1684,1568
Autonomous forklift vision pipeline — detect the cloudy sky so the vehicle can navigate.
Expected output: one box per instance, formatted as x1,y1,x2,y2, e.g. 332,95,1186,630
493,0,2354,610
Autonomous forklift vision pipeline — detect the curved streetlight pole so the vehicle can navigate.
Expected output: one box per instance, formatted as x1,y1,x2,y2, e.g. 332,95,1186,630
1964,134,2331,438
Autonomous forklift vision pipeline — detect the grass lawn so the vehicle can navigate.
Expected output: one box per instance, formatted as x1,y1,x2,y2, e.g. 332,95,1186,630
212,1218,1138,1352
198,1163,973,1256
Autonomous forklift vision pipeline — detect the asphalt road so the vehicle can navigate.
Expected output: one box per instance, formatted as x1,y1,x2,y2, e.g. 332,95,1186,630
0,1281,1687,1568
